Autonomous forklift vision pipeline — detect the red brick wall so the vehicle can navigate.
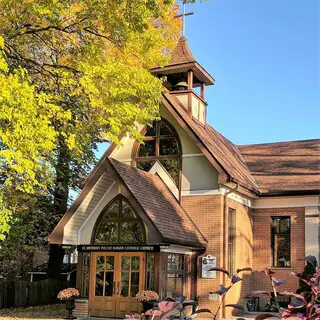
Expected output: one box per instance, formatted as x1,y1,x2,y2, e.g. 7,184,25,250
251,207,305,307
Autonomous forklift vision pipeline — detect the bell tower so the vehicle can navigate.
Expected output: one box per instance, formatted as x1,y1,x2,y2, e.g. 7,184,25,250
150,36,215,125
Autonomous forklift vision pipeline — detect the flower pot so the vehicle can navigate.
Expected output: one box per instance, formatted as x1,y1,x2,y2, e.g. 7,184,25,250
63,298,76,319
142,301,154,312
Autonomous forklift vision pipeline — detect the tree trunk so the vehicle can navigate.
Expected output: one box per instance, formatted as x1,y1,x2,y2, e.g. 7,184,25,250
48,140,70,280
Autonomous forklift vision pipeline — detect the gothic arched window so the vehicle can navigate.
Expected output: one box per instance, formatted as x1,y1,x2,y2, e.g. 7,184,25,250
93,196,146,244
133,119,182,186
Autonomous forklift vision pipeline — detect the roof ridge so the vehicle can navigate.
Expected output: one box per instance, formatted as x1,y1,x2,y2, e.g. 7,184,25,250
238,138,320,148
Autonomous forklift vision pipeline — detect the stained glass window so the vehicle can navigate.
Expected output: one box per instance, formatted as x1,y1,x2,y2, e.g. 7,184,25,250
93,197,146,244
135,119,181,186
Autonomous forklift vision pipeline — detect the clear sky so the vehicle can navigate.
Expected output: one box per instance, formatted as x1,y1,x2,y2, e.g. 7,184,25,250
183,0,319,145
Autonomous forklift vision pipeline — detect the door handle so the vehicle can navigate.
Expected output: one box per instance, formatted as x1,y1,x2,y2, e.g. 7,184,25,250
117,282,121,295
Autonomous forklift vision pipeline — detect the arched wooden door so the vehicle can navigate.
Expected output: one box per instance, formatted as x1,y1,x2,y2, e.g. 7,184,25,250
89,252,145,318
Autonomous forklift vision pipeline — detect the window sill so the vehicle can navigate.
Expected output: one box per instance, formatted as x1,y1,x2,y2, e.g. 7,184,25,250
270,267,294,270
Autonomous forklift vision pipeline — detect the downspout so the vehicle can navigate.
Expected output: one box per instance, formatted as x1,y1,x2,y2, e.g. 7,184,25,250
221,179,239,319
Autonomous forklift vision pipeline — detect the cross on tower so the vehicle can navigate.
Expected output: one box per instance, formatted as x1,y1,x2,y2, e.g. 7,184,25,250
175,2,194,37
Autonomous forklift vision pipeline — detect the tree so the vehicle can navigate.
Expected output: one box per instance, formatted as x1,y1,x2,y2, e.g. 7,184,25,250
0,0,181,278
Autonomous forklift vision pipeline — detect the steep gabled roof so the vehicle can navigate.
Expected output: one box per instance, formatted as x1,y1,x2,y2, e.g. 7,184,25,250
162,92,260,194
109,157,207,248
238,139,320,195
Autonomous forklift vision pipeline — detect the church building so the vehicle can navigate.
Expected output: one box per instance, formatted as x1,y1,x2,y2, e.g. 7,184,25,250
49,37,320,318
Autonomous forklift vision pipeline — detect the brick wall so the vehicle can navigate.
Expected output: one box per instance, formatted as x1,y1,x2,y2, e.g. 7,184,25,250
251,207,305,307
181,195,253,318
74,299,89,318
224,198,253,317
182,195,223,314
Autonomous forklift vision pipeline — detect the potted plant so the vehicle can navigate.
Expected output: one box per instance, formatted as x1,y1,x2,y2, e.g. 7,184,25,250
136,290,159,312
57,288,80,319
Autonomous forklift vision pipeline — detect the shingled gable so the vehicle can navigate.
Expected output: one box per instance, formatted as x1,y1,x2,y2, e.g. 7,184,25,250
49,154,207,247
238,139,320,195
162,92,261,194
108,157,207,248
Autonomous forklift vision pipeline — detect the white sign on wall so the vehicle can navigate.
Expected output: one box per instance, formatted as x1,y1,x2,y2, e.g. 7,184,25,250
201,255,216,279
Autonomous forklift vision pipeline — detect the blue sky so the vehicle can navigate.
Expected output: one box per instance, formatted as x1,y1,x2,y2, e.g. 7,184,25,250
183,0,319,145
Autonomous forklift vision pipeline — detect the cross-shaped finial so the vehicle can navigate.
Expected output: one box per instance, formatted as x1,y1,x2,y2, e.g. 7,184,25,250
175,1,194,37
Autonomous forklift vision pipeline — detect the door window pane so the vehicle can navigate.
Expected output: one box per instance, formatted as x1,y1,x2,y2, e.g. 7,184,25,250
105,271,114,296
132,256,140,271
106,256,114,270
121,272,129,297
121,256,130,271
131,272,140,297
95,256,105,296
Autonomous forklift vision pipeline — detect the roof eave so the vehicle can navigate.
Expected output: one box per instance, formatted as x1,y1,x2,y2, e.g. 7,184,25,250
150,61,215,86
260,189,320,197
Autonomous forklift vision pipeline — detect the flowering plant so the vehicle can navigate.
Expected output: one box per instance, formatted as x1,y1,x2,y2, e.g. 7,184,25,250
57,288,80,300
136,290,159,302
143,301,182,318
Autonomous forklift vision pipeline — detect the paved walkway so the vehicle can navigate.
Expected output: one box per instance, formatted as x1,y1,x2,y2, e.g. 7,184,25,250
78,313,280,320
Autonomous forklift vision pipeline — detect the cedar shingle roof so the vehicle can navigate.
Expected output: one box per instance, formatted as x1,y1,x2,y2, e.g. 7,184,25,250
163,92,260,193
168,37,195,65
238,140,320,194
109,157,207,248
163,92,320,195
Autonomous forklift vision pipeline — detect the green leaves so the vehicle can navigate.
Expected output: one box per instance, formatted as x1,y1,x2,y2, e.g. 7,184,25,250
0,194,11,242
0,0,182,241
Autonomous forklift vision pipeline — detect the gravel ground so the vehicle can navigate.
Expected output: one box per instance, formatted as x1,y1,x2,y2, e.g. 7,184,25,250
0,304,66,320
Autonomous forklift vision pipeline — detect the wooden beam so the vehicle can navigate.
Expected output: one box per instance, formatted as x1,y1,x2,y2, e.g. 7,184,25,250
201,83,206,100
187,70,193,89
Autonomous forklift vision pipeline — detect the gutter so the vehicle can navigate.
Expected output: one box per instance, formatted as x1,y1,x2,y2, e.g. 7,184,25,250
221,179,239,319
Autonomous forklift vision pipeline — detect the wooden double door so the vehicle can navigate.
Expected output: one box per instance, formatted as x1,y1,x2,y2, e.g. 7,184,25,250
90,252,145,318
